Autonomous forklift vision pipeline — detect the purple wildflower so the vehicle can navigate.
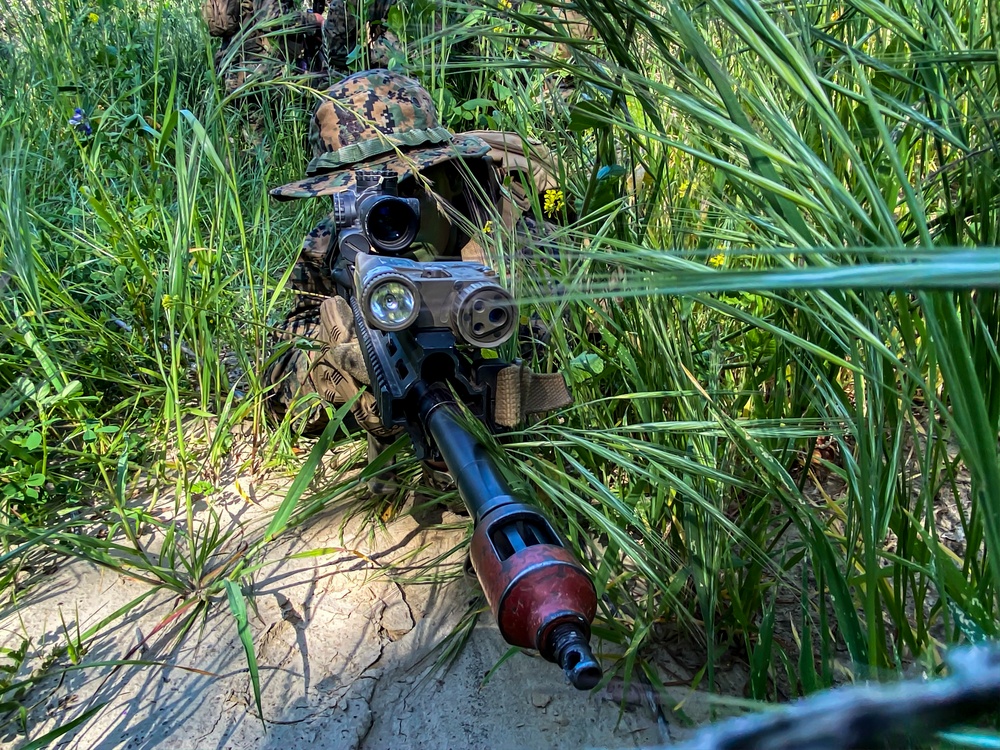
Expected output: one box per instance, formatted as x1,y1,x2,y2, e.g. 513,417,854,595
69,107,92,136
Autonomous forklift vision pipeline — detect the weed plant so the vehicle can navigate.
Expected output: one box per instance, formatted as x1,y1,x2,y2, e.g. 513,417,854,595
0,0,999,745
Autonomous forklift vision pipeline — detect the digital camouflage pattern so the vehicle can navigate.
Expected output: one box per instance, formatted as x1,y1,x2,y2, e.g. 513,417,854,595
208,0,325,94
205,0,594,107
307,70,453,169
320,0,488,78
322,0,398,74
271,70,490,199
203,0,244,37
271,134,491,199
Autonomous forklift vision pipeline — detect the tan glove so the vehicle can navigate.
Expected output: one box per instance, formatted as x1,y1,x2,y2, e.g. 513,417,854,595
310,295,398,438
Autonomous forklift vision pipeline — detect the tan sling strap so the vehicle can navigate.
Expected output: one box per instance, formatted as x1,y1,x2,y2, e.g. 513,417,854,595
494,363,573,427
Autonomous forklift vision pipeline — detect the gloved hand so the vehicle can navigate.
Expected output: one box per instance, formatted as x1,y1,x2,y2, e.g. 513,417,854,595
309,295,399,440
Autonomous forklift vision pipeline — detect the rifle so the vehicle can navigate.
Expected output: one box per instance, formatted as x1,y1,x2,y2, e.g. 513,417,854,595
326,168,602,690
667,643,1000,750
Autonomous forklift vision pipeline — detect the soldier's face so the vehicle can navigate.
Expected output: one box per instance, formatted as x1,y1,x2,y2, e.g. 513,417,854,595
406,165,461,255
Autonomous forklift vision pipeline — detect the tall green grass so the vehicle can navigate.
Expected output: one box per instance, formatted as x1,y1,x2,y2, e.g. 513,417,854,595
477,0,1000,700
0,0,998,743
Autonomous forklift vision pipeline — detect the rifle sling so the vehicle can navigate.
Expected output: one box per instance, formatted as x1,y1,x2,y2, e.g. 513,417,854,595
494,364,573,427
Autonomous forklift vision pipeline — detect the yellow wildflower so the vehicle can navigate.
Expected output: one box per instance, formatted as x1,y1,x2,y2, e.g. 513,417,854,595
708,253,725,268
161,294,176,310
543,188,565,218
498,0,512,10
483,220,494,234
87,12,99,22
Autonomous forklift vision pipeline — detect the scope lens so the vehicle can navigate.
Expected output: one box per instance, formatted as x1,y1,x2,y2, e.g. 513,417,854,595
368,280,417,330
364,197,419,252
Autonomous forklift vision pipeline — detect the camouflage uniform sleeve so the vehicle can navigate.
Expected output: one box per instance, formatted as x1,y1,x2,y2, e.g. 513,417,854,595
288,212,337,317
202,0,243,37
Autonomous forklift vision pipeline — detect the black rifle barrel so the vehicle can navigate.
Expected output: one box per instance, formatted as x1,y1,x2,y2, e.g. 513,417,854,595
416,384,517,523
416,382,603,691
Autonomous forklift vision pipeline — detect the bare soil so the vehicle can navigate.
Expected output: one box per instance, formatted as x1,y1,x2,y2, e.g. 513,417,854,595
0,457,717,750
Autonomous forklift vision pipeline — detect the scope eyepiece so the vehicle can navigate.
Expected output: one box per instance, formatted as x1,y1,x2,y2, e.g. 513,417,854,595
333,170,421,255
359,195,420,254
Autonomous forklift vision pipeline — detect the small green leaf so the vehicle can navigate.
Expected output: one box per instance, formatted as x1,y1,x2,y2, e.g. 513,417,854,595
294,338,324,352
115,442,130,506
461,98,494,111
22,431,42,451
386,4,404,29
224,580,263,726
567,352,605,384
189,480,216,496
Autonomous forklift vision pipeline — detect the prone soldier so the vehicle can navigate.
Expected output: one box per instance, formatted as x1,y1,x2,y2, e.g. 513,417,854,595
263,69,570,490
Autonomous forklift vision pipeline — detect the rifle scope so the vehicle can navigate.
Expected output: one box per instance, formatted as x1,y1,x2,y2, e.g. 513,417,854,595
334,170,420,254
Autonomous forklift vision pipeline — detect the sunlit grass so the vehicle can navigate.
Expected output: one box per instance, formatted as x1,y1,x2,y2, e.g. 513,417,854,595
0,0,998,743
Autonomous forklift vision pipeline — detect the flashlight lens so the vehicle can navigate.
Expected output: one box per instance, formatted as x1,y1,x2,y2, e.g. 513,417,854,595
369,281,416,329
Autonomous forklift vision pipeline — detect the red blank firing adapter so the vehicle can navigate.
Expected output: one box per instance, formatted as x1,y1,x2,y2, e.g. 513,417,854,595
470,503,601,690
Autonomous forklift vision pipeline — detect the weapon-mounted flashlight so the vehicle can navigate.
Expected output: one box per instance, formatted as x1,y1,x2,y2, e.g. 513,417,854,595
355,253,516,348
364,275,419,331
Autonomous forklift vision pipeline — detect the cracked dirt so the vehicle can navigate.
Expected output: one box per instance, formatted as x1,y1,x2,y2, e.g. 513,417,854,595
0,472,713,750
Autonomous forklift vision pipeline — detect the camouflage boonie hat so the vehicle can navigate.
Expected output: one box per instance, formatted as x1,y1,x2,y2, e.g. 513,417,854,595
271,69,490,200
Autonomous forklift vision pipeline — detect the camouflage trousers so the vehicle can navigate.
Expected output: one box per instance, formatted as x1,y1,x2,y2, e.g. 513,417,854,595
320,0,482,82
322,0,398,75
262,307,328,436
214,0,325,96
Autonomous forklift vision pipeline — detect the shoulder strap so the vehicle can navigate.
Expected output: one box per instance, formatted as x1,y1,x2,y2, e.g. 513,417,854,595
464,130,560,195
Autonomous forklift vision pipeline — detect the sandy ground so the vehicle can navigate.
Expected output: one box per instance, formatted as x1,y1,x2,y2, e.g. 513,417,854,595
0,473,699,750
